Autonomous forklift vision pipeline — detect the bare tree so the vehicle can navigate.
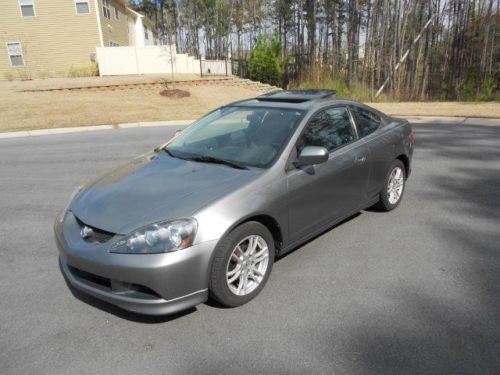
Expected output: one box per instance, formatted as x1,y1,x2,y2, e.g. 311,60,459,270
130,0,499,98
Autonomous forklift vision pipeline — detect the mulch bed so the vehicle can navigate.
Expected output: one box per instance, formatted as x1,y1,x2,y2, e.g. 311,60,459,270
159,89,190,98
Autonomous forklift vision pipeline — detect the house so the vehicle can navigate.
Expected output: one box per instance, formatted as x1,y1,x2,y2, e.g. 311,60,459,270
127,7,157,47
0,0,157,79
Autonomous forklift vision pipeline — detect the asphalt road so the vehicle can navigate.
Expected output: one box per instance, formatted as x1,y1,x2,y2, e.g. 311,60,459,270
0,120,499,375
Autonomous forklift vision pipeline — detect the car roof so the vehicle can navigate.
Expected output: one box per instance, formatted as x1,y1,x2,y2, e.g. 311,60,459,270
259,89,337,102
226,90,388,119
227,90,363,112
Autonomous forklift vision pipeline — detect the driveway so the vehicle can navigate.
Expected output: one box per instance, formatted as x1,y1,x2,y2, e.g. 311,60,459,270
0,120,499,375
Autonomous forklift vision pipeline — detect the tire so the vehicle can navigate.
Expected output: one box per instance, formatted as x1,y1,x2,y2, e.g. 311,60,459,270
209,221,275,307
373,159,406,212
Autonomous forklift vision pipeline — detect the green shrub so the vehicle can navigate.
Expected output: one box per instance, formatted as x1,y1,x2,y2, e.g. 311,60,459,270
457,70,498,102
476,75,497,102
248,35,286,87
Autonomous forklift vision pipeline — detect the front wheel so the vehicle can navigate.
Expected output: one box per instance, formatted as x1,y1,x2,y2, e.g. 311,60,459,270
209,222,275,307
373,159,406,211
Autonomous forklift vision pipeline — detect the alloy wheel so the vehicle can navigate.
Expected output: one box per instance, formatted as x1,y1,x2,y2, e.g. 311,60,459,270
226,235,269,296
387,166,404,204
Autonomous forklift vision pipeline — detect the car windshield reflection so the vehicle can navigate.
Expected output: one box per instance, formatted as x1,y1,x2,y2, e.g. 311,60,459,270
166,106,305,168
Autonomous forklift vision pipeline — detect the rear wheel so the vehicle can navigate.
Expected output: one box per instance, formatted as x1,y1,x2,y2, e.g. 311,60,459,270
373,159,406,211
209,222,275,307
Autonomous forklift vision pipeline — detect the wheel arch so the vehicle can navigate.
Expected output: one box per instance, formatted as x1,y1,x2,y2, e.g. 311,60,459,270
396,154,410,176
225,213,284,255
205,213,284,287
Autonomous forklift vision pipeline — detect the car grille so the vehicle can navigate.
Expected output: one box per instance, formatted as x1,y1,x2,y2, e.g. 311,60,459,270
74,215,115,243
68,265,111,288
67,265,161,299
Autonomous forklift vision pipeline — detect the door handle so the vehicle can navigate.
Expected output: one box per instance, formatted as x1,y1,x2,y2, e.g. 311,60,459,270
355,155,367,164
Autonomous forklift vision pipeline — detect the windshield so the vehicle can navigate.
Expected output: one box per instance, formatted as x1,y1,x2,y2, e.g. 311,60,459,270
166,106,305,168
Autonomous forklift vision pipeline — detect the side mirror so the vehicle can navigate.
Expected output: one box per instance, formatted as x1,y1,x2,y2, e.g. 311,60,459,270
296,146,329,167
173,129,183,137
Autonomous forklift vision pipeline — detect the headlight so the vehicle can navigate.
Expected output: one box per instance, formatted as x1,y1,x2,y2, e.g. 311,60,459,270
110,218,197,254
60,185,83,222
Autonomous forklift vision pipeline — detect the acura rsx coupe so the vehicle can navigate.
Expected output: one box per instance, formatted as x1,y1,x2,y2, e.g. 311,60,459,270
55,90,414,315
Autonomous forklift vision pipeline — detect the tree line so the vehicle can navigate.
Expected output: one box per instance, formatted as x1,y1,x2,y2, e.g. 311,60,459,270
129,0,499,101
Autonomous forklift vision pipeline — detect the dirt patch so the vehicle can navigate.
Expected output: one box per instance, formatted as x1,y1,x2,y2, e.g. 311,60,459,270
159,89,190,98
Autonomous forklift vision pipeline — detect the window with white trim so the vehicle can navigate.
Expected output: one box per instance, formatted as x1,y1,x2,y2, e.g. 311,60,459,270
144,26,149,40
102,0,110,19
114,5,119,19
75,0,90,14
7,43,24,67
109,41,120,47
19,0,35,17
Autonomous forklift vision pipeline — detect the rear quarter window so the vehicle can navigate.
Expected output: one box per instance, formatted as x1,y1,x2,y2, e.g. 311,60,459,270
350,106,382,137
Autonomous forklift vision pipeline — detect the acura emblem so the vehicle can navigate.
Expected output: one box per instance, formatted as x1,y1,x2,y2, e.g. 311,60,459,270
80,226,94,239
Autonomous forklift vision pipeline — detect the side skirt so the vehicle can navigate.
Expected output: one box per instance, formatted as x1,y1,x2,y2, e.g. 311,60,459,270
278,196,379,257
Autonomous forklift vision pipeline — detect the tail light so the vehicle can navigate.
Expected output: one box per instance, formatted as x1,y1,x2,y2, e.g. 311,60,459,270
408,131,416,144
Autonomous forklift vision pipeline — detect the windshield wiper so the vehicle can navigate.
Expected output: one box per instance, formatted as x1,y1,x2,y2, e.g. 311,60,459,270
155,148,248,170
154,146,176,158
185,155,248,170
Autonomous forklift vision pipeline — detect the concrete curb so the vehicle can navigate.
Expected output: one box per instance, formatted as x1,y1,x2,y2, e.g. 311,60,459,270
116,120,193,129
0,116,498,140
0,125,115,139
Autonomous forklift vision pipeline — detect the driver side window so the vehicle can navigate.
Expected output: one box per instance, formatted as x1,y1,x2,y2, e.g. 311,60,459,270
297,107,356,153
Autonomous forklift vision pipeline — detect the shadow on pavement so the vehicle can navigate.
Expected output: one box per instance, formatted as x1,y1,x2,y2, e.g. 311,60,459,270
276,212,363,262
329,122,500,374
64,279,197,324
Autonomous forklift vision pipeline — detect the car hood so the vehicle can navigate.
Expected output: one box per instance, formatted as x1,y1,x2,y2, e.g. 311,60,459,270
70,152,262,234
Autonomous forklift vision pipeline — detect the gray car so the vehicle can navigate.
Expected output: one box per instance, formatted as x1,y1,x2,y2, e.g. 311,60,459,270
55,90,414,315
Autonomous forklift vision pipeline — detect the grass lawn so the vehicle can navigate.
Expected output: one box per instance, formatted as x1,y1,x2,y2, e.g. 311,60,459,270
0,78,498,133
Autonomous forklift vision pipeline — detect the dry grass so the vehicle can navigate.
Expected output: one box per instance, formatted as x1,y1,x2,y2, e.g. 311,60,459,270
0,77,498,133
0,82,263,132
368,102,500,118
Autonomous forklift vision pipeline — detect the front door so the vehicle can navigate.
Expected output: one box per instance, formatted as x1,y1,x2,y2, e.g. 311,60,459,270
287,106,369,244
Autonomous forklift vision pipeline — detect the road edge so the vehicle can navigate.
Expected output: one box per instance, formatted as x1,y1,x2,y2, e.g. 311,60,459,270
0,120,193,139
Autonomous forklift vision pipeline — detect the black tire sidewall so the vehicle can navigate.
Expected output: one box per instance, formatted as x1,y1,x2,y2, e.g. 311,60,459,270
209,222,275,307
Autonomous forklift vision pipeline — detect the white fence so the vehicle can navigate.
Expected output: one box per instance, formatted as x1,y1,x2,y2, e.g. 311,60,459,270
201,60,230,76
96,46,231,76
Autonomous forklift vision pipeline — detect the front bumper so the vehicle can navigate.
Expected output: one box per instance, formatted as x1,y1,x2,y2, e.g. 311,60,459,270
55,212,218,315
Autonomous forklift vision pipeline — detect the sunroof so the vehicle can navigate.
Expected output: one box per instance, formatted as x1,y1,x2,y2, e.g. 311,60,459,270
257,89,336,103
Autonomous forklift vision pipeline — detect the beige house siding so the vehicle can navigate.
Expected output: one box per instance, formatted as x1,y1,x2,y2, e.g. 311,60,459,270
97,0,130,47
0,0,101,79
